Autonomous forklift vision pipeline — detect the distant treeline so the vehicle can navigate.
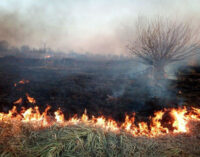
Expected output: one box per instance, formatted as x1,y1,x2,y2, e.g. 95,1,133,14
0,40,128,61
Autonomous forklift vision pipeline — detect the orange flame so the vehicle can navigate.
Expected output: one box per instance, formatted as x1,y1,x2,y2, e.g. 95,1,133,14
26,93,36,104
21,106,51,126
19,79,29,84
45,55,51,59
54,108,65,123
14,79,30,87
0,104,200,137
13,98,23,105
150,110,169,135
171,107,188,133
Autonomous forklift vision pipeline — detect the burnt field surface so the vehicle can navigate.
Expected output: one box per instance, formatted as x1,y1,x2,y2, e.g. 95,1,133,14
0,56,199,121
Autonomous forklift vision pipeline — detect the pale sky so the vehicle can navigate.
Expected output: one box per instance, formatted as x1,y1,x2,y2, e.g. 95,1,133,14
0,0,200,55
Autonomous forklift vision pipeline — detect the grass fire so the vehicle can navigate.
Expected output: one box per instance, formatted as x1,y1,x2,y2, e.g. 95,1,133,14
0,92,200,156
1,1,200,157
1,98,200,136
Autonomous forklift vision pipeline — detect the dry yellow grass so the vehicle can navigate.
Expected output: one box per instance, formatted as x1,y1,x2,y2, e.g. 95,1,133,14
0,121,199,157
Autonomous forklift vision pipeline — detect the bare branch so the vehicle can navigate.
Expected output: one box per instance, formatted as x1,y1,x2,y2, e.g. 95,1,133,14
129,17,200,69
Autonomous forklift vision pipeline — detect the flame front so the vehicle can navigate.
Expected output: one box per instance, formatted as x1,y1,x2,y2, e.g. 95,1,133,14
0,102,199,137
171,107,188,133
150,111,169,135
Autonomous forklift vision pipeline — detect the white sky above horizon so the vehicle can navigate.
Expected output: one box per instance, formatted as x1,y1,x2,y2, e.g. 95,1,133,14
0,0,200,55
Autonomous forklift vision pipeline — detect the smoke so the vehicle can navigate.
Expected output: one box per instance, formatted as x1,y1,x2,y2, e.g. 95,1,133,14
0,10,69,49
0,0,200,55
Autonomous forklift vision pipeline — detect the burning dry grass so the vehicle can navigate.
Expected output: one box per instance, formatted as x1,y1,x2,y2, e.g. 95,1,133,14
0,121,199,157
0,98,199,156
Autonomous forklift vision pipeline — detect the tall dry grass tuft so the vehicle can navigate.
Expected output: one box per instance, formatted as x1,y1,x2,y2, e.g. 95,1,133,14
0,121,199,157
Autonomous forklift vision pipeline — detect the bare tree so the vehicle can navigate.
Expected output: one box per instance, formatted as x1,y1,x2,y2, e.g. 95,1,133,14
128,17,200,79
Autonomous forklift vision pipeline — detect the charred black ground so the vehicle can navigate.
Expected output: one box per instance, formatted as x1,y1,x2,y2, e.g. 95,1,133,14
0,56,199,123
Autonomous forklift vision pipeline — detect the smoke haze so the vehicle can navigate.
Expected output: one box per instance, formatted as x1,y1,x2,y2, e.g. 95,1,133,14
0,0,200,55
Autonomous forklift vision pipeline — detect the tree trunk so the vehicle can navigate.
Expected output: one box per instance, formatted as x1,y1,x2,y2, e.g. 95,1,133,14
153,65,165,80
151,65,166,97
